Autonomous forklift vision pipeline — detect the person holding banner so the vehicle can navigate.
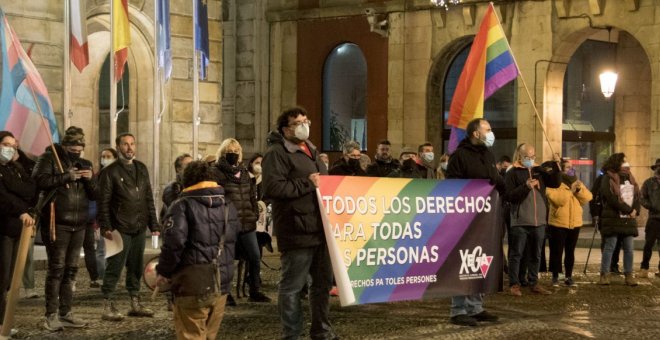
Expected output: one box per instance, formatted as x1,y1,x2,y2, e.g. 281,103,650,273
504,143,560,297
445,118,503,327
262,107,337,340
0,131,37,336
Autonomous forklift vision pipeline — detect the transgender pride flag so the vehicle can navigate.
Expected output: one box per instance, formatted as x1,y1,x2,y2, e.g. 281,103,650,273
447,3,518,153
0,9,59,156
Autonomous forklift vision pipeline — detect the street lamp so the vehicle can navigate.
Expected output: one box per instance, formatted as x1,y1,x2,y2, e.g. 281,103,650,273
599,27,617,99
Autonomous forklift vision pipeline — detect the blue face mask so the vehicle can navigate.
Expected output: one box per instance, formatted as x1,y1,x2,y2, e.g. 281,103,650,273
522,159,534,168
566,168,576,177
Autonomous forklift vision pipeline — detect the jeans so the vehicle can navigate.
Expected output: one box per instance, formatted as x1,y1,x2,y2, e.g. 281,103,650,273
548,226,580,278
42,227,85,316
508,225,545,287
83,223,99,281
601,235,634,274
238,231,262,293
102,230,146,299
279,244,335,340
450,294,484,317
601,235,623,271
641,218,660,270
96,235,106,279
0,234,20,321
22,235,35,289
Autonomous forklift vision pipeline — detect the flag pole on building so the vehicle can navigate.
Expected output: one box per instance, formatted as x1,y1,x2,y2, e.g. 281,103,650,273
63,0,71,128
109,0,117,146
192,0,200,158
153,0,161,203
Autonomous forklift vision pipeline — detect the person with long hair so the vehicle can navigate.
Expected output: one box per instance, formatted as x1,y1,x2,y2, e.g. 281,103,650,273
598,153,641,286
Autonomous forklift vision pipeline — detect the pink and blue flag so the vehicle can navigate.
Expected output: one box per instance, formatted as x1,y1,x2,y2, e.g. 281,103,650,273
0,9,59,156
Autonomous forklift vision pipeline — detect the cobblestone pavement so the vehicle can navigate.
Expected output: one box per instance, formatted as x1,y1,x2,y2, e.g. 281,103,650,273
6,251,660,339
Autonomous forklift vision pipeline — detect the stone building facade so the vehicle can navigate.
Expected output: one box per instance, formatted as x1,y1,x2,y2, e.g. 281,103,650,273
4,0,660,220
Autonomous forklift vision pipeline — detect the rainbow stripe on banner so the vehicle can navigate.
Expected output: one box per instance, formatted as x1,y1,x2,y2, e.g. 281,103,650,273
317,176,503,306
446,3,518,153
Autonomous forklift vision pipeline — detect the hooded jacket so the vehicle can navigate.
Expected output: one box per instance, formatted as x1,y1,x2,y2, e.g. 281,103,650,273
32,144,97,231
504,161,561,227
157,183,239,294
546,181,592,229
0,161,36,237
262,131,327,251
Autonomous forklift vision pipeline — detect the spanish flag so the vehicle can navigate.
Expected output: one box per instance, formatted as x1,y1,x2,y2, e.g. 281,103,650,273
447,4,518,152
112,0,131,82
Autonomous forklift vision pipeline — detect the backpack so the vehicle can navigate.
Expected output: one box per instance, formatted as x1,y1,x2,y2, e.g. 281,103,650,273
589,174,604,218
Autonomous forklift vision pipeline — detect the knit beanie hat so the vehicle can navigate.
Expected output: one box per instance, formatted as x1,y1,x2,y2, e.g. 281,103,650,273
61,126,85,146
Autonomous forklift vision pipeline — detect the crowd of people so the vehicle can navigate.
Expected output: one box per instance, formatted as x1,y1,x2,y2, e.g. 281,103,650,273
0,108,658,338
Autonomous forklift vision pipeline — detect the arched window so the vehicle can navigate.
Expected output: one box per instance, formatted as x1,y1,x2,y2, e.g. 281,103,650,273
322,43,367,151
98,54,129,148
442,43,517,159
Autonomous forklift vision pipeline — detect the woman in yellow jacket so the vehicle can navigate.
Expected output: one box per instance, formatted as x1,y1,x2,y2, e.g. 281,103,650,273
546,160,593,286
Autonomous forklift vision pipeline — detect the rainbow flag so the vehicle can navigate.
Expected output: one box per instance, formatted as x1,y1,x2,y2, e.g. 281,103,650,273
317,176,502,306
447,3,518,153
0,9,59,156
112,0,131,82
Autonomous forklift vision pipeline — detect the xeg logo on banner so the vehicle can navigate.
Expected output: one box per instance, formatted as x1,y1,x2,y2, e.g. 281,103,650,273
458,246,493,280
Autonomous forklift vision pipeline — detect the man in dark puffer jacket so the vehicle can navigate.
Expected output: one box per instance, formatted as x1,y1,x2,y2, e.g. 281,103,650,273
262,107,337,340
33,126,97,330
157,160,239,339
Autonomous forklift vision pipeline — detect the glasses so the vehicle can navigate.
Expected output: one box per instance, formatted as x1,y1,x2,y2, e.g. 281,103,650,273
289,119,311,128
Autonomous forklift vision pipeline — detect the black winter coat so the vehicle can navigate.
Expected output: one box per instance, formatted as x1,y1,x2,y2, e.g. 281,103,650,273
97,160,159,235
214,159,259,234
157,185,239,294
641,176,660,220
366,158,400,177
329,158,367,176
599,172,640,237
262,131,327,251
32,144,97,231
0,161,36,237
446,139,505,193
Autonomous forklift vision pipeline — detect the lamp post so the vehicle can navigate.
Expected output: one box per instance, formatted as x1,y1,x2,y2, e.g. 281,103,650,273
599,27,618,99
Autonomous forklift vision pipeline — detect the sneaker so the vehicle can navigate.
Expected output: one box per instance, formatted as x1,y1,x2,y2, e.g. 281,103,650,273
90,280,101,288
226,294,237,307
624,273,638,287
564,277,575,287
450,314,477,327
25,288,39,299
472,310,499,322
71,281,77,292
329,286,339,297
44,313,64,331
509,284,522,296
598,273,610,285
638,269,649,278
551,277,559,287
248,291,272,303
531,285,552,295
59,312,87,328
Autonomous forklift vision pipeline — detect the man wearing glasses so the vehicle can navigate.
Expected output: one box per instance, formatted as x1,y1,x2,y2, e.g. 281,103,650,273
503,143,561,297
262,107,337,340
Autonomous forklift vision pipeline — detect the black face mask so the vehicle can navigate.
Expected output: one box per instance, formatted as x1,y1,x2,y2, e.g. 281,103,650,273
68,152,81,161
225,153,239,166
348,158,361,169
402,159,417,169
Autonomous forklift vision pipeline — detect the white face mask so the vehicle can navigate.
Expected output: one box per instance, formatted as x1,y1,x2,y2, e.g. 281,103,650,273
294,123,310,141
0,146,15,163
483,131,495,148
440,162,448,171
101,158,115,167
422,152,434,163
622,162,631,168
252,164,262,175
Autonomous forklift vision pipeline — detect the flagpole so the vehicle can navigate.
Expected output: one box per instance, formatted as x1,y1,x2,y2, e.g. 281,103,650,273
153,0,161,210
63,0,72,129
192,0,199,158
110,0,117,147
491,4,556,157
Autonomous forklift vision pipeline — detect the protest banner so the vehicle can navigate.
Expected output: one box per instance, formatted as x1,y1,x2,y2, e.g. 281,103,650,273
317,176,503,306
